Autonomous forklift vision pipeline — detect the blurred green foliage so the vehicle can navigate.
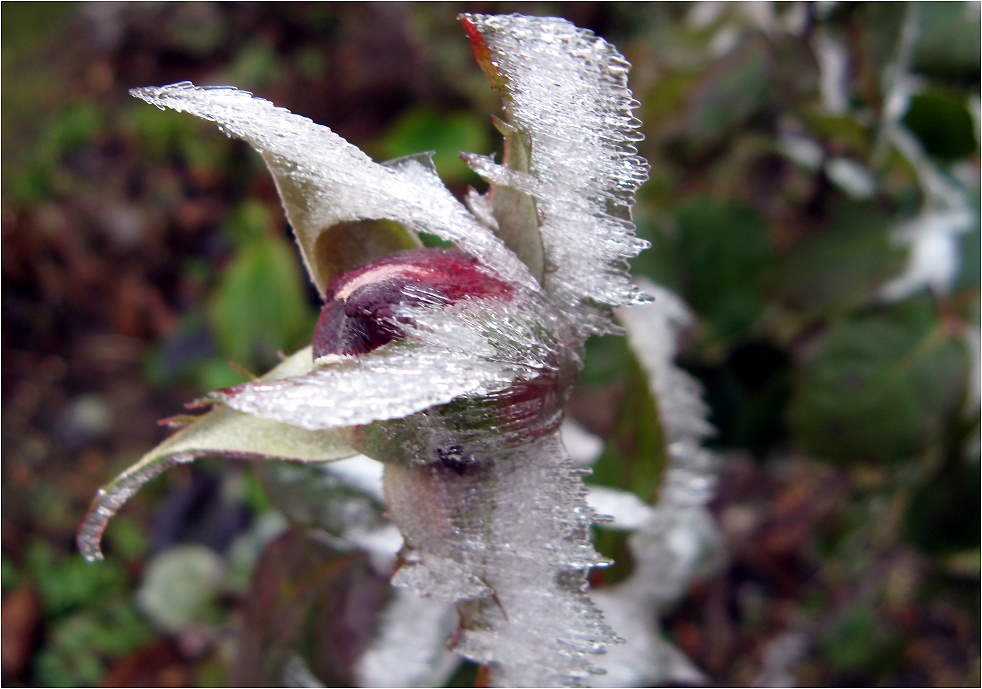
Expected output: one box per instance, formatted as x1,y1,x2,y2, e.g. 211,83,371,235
791,295,969,463
378,108,489,182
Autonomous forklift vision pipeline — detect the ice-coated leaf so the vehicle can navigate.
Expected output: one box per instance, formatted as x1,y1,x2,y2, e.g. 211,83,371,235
384,431,617,687
76,346,355,563
212,293,573,432
460,13,651,336
618,281,713,448
130,82,537,295
587,280,722,686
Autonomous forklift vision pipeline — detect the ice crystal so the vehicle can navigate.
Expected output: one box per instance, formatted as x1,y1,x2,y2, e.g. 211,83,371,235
458,13,651,336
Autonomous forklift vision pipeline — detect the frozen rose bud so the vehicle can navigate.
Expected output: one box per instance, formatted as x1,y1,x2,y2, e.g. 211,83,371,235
313,248,513,361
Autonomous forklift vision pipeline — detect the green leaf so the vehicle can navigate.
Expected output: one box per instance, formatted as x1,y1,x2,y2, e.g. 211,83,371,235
27,540,127,617
912,2,982,83
378,107,489,183
588,339,668,503
208,232,315,368
34,599,153,688
311,218,423,285
790,297,968,463
486,116,544,281
77,347,356,563
818,603,902,673
902,90,978,163
671,198,771,343
770,202,907,324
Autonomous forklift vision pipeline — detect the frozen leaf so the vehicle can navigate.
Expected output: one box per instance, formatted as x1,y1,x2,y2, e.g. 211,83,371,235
616,281,718,526
459,13,651,336
213,293,572,432
618,283,713,447
483,116,545,281
130,82,535,295
76,347,355,563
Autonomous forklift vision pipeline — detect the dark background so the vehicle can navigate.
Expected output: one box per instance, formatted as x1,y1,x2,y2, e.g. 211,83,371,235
3,2,979,686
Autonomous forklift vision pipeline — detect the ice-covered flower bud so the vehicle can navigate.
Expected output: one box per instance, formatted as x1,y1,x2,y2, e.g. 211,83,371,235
313,248,513,361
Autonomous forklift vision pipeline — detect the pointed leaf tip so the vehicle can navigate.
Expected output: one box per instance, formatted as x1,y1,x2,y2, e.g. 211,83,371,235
459,13,505,89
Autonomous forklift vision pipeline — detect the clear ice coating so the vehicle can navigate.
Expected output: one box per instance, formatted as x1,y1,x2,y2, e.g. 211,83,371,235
459,13,651,337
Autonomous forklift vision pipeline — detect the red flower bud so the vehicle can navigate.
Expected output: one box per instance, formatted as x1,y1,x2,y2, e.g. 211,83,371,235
313,249,513,360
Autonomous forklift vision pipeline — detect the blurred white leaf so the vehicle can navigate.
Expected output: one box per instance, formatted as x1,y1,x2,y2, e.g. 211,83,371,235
355,589,459,688
137,544,225,633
